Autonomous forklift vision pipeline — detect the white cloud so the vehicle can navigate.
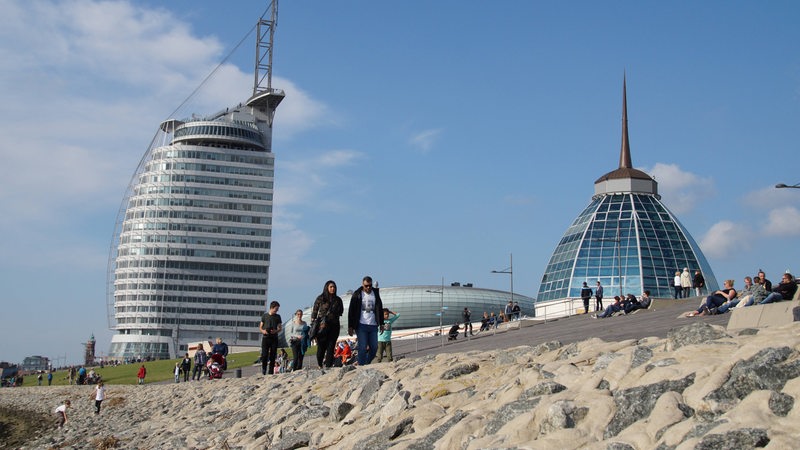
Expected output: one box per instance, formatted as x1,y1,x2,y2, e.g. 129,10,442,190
699,221,751,258
409,128,442,153
276,150,363,207
742,185,800,211
762,206,800,237
645,163,715,215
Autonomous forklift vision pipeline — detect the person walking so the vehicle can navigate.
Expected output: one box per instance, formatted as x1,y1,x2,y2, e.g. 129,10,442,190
673,271,682,299
287,309,307,371
259,301,282,375
47,371,53,386
348,276,384,366
311,280,344,369
595,281,604,312
580,282,592,314
180,353,192,382
681,268,692,298
93,381,107,414
377,309,399,363
461,307,473,337
174,363,181,383
192,344,207,380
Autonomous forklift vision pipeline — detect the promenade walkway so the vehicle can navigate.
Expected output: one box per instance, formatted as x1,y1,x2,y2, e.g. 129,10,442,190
236,297,727,377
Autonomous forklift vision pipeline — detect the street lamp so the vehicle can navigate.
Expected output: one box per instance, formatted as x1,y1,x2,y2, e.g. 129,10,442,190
492,253,514,312
426,277,445,347
775,183,800,189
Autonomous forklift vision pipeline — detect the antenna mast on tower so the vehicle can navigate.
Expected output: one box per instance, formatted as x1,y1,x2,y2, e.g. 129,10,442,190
254,1,279,95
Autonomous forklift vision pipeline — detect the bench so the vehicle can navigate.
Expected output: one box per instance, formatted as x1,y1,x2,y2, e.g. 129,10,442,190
727,282,800,330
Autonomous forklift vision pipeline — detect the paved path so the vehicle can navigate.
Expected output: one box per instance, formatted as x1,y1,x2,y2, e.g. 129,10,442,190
231,297,728,378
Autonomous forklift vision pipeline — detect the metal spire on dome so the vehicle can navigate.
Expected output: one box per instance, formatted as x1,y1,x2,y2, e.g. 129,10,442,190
619,74,633,169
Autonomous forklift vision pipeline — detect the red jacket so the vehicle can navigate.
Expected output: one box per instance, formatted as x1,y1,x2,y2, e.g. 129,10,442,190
137,366,146,378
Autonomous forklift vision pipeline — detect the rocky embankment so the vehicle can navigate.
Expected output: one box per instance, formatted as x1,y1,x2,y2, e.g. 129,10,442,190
1,321,799,449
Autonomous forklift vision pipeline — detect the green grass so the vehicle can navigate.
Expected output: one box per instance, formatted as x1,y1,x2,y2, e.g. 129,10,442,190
16,348,317,387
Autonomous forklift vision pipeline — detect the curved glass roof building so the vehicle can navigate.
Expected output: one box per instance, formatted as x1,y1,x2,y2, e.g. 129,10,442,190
537,79,718,302
106,11,283,360
290,284,534,342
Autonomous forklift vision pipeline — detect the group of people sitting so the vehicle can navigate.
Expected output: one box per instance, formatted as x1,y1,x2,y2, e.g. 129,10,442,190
591,291,653,319
686,271,798,317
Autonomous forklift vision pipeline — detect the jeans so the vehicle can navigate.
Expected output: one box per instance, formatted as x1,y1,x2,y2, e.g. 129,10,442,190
356,324,379,366
715,298,741,314
290,339,304,370
760,292,784,304
598,304,620,318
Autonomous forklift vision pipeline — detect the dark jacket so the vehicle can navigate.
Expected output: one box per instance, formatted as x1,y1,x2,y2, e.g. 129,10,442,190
311,294,344,326
774,281,798,301
348,287,385,331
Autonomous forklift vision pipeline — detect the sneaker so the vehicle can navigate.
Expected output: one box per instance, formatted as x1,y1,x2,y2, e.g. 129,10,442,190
590,314,597,319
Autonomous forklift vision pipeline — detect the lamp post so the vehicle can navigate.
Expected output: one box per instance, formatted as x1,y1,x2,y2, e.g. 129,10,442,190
775,183,800,189
426,277,445,347
492,253,514,313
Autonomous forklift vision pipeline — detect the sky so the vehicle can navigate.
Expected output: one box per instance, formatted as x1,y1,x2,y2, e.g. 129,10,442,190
1,0,798,365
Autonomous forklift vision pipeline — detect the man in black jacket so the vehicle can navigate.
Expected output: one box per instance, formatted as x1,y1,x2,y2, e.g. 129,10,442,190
348,276,385,366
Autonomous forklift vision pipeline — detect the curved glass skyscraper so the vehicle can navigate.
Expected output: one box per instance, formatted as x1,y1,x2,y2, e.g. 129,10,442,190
107,9,283,360
537,79,718,302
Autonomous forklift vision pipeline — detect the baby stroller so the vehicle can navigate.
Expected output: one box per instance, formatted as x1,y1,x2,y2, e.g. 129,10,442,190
207,353,225,379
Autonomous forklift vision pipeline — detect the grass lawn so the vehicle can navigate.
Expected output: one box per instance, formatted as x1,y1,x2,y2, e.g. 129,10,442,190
14,347,317,387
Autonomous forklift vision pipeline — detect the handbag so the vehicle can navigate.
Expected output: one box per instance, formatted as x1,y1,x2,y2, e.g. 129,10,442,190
308,319,320,340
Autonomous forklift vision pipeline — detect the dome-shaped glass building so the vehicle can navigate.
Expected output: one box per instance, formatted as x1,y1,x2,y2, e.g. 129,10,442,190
537,79,718,302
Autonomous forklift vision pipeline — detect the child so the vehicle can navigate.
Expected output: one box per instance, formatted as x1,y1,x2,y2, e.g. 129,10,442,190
93,381,107,414
137,364,146,384
377,309,399,362
174,363,181,383
54,399,71,428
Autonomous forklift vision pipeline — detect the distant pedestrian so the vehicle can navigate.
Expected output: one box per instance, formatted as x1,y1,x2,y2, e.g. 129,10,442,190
93,382,106,414
286,309,307,371
595,281,604,312
174,363,181,383
192,344,207,381
681,268,692,298
512,302,521,320
693,270,705,297
580,282,592,314
504,301,513,321
54,400,70,428
181,353,192,382
377,309,399,362
137,364,146,385
673,271,682,299
259,300,282,375
462,307,473,337
47,371,53,386
37,372,43,386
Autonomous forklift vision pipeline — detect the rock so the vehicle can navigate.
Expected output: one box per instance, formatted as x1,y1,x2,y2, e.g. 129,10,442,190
694,428,769,449
644,358,679,372
604,373,696,438
531,340,563,356
539,400,587,434
402,410,468,450
631,346,654,369
521,381,567,399
666,322,729,350
737,328,759,336
606,443,635,450
594,352,622,372
271,431,311,450
767,391,794,417
352,416,414,450
440,363,479,380
329,400,354,422
485,397,542,435
705,347,800,412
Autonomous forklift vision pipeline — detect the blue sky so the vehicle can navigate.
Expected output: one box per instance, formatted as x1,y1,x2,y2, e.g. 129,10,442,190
1,1,798,365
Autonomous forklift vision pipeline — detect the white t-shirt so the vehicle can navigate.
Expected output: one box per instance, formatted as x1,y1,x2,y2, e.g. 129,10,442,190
95,385,106,401
55,404,67,413
360,289,377,326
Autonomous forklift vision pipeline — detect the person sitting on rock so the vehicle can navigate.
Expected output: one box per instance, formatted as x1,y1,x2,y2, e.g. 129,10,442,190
686,279,737,317
448,323,460,340
759,273,797,304
592,296,622,319
624,291,652,314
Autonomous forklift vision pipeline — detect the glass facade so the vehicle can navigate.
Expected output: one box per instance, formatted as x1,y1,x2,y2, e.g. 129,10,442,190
107,93,284,360
537,193,718,301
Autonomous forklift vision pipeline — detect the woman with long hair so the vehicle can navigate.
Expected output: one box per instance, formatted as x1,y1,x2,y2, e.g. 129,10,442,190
311,280,344,368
